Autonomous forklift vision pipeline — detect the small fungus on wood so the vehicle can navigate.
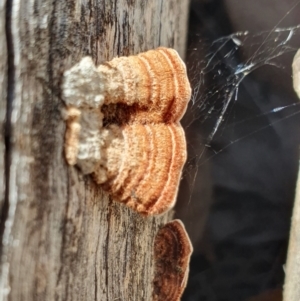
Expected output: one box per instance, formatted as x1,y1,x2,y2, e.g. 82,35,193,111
153,219,193,301
62,47,191,215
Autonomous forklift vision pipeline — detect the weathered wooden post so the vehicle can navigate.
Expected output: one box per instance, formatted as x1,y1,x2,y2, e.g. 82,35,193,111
283,49,300,301
0,1,190,300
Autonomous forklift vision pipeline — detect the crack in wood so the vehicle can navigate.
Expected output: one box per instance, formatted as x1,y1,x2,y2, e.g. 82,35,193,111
0,0,14,259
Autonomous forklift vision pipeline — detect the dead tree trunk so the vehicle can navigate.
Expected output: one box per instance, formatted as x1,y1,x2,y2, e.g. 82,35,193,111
0,1,190,300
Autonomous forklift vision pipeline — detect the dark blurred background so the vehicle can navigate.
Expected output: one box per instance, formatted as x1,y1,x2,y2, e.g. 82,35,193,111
175,0,300,300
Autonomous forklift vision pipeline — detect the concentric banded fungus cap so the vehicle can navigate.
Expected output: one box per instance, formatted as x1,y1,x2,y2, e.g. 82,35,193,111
153,219,193,301
62,47,191,215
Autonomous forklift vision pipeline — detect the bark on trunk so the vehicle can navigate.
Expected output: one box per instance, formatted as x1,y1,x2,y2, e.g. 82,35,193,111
0,1,190,300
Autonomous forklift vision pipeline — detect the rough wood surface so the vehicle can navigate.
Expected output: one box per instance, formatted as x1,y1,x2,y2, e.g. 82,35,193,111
0,1,190,300
283,49,300,301
284,164,300,301
0,0,6,214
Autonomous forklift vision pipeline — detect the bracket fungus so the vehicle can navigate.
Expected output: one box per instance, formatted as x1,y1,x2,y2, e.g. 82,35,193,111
62,47,191,215
153,219,193,301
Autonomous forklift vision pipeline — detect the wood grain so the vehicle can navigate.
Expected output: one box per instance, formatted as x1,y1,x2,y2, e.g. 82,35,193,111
0,0,6,215
283,49,300,301
0,1,189,300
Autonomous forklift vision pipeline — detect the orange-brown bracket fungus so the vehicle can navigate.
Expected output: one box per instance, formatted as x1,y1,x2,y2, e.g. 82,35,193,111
153,219,193,301
62,48,191,215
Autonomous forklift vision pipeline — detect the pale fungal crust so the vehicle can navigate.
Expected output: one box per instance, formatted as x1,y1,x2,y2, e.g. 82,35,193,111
62,47,191,215
153,219,193,301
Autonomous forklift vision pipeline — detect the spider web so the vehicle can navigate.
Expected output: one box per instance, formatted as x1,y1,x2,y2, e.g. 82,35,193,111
182,21,300,201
